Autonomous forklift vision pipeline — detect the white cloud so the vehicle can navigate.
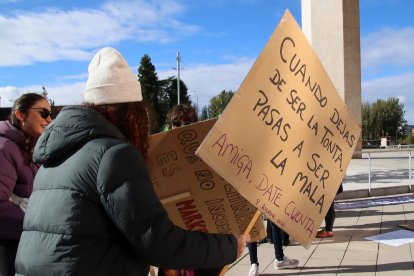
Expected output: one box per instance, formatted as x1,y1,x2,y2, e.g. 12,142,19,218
362,72,414,101
0,0,199,66
2,59,413,125
45,82,86,106
362,27,414,70
0,82,85,108
0,58,253,109
57,73,89,81
0,86,20,107
362,72,414,124
158,58,255,108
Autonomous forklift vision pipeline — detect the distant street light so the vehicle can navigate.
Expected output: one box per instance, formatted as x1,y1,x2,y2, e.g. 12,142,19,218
176,51,181,105
192,90,199,115
192,90,198,107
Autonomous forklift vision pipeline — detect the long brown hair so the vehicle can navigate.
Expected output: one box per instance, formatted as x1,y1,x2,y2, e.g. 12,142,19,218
85,101,150,159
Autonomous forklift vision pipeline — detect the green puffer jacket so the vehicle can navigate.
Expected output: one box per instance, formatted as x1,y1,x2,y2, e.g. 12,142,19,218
15,106,237,276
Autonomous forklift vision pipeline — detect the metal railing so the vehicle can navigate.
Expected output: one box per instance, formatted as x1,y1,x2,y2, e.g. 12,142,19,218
357,148,413,196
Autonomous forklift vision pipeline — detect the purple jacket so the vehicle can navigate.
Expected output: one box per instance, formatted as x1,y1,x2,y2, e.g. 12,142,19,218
0,120,38,240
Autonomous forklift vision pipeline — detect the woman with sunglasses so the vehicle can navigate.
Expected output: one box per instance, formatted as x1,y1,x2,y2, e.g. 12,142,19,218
0,92,52,275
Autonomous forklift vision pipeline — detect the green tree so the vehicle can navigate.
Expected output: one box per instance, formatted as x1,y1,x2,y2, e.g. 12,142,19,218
40,86,58,118
201,90,235,119
362,101,376,140
162,77,191,109
137,54,163,133
157,76,192,130
138,54,193,133
362,98,406,142
200,106,209,121
384,98,406,142
406,133,414,145
158,76,174,123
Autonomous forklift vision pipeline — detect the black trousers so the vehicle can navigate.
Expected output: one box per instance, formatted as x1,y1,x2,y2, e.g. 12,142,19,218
0,238,18,276
248,221,288,264
324,203,336,231
266,219,289,244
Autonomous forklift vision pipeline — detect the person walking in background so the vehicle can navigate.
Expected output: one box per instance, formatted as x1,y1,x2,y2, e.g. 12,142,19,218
15,47,249,276
247,220,298,276
316,182,343,238
0,93,52,275
262,216,290,246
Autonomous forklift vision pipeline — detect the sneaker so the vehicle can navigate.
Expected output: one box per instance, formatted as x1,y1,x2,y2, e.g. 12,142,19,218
316,228,333,238
274,256,299,269
248,263,259,276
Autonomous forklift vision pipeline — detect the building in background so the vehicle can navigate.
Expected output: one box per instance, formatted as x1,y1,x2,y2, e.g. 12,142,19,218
302,0,362,157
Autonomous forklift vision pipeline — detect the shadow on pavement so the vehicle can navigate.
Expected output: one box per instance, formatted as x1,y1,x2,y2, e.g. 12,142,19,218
259,261,414,275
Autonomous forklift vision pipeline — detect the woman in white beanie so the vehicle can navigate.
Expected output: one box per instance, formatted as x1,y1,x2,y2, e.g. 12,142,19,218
14,47,249,276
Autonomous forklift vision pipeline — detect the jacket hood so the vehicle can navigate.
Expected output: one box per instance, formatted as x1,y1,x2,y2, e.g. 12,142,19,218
34,106,126,165
0,120,25,145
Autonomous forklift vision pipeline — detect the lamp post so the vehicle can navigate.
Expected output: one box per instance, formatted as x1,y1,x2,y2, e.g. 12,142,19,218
176,51,181,105
193,90,198,108
192,90,199,115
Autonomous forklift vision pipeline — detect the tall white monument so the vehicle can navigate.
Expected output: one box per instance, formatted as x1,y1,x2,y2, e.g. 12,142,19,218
302,0,362,157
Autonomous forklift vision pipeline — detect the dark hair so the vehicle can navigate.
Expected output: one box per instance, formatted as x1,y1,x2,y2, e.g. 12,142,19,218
166,104,198,127
85,101,150,159
10,93,47,129
9,92,48,163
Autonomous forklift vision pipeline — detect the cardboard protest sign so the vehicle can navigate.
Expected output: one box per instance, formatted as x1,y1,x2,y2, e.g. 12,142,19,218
196,10,361,248
147,119,266,241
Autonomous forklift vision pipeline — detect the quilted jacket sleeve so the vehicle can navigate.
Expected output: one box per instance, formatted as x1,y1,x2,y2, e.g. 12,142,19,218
96,143,237,269
0,142,25,239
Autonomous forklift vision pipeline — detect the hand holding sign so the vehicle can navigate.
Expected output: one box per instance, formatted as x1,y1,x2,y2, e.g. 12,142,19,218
236,233,251,258
196,10,361,248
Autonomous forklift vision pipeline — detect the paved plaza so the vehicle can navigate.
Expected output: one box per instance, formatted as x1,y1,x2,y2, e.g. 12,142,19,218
227,199,414,275
227,149,414,275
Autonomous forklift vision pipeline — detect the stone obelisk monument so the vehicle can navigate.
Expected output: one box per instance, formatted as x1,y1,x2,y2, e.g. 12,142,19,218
302,0,362,157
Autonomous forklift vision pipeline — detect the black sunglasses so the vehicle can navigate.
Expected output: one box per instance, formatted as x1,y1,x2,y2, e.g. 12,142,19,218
29,108,52,119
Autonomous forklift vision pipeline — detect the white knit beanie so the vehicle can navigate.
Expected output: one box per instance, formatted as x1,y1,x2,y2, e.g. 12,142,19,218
84,47,143,104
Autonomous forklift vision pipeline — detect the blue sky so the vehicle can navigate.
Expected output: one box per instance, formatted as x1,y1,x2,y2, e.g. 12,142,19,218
0,0,413,124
